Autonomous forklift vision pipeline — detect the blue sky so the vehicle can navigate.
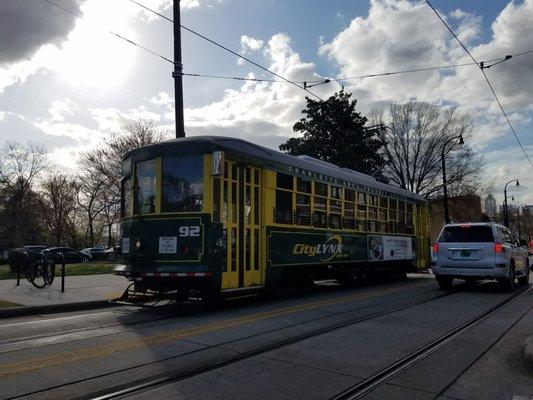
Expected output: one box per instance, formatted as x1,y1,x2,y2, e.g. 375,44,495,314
0,0,532,205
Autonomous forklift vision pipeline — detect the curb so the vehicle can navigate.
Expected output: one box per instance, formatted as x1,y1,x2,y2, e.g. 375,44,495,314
0,300,119,319
524,335,533,369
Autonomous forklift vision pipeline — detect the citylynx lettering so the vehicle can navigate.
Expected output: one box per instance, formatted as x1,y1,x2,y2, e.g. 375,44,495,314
292,243,344,257
291,235,345,261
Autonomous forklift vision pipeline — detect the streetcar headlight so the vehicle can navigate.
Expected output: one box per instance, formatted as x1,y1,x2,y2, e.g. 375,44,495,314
134,238,142,251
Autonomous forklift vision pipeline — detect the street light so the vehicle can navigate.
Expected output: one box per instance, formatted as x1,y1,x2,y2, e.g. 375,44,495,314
503,179,520,227
441,134,464,224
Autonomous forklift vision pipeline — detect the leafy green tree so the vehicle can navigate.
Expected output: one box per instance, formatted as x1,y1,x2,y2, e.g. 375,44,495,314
280,90,384,175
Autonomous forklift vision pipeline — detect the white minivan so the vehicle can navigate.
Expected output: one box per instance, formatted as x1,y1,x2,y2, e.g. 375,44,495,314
432,223,530,290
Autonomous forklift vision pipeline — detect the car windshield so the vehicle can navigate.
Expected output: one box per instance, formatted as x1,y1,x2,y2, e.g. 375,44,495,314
439,226,494,243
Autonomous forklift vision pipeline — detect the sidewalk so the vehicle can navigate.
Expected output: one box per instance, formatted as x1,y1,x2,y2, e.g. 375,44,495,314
0,274,130,317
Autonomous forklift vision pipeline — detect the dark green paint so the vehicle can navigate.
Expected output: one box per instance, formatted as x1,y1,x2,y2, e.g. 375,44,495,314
268,230,368,266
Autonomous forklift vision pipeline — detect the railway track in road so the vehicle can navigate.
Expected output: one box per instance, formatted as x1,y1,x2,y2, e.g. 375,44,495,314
8,282,524,400
330,285,532,400
0,280,425,355
1,280,443,400
83,285,454,400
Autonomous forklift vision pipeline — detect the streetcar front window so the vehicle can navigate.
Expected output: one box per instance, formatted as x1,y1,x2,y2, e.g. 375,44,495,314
162,155,203,212
121,157,133,218
122,178,132,217
135,159,157,214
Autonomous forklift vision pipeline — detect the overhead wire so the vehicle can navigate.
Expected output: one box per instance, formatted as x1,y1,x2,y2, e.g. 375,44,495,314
42,0,533,140
426,0,533,170
125,0,323,100
181,50,532,84
43,0,174,64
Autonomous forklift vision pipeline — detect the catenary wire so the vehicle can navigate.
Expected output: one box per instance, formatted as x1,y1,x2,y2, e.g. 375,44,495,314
181,49,532,84
43,0,174,64
125,0,323,100
40,0,532,86
42,0,533,149
426,0,533,169
425,0,480,67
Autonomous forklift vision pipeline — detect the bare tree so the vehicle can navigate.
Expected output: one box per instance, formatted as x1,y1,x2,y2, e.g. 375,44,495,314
76,169,105,247
0,142,48,247
371,102,486,199
39,174,77,246
0,142,47,198
78,119,170,246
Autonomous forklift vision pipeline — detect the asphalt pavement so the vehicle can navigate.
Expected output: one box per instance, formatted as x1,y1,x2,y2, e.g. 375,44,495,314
0,275,530,400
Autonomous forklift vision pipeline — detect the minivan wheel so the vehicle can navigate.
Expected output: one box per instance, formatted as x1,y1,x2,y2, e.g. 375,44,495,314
437,277,453,290
503,267,516,291
518,264,530,286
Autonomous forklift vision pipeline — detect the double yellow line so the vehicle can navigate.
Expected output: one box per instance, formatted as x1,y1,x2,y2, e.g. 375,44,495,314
0,282,429,378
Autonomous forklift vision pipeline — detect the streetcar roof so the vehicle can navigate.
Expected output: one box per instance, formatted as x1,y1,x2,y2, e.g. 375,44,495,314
123,135,425,202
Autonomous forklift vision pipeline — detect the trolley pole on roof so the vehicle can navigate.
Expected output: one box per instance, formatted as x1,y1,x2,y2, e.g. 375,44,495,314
173,0,185,138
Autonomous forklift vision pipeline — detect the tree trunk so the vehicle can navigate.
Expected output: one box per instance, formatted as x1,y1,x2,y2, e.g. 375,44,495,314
107,223,112,248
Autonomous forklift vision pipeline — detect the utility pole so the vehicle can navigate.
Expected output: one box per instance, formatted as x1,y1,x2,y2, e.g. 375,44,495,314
173,0,185,138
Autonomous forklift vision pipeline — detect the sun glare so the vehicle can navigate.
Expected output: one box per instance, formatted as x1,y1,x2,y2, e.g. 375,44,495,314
55,0,138,89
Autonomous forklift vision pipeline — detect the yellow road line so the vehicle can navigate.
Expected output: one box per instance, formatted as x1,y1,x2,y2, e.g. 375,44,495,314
0,282,430,378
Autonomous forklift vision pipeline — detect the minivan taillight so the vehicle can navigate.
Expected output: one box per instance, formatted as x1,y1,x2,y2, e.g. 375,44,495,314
432,243,439,253
494,242,504,253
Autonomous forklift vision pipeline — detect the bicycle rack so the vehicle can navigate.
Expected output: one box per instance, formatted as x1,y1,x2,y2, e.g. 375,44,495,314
13,250,66,291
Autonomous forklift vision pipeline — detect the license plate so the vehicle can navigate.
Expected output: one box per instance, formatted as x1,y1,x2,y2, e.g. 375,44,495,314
460,251,471,257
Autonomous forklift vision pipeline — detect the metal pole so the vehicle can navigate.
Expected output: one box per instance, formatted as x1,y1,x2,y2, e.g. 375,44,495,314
173,0,185,138
16,252,20,287
517,205,521,241
441,150,450,224
504,187,508,227
60,253,66,293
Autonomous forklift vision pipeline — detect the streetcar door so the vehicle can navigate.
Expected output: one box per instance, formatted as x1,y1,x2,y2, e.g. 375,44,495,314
219,161,262,290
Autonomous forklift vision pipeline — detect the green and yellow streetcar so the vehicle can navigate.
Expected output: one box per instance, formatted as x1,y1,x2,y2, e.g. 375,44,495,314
115,136,430,298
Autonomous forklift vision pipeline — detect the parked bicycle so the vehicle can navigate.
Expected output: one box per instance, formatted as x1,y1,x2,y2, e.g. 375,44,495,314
11,250,56,289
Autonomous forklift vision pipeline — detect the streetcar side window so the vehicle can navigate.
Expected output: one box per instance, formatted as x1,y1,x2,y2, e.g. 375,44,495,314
162,155,204,212
276,173,293,190
135,159,157,214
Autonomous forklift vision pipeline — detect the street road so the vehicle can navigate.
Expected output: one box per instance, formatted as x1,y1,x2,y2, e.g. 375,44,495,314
0,275,531,400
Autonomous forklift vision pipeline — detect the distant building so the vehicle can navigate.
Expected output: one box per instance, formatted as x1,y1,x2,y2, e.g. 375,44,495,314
484,194,497,220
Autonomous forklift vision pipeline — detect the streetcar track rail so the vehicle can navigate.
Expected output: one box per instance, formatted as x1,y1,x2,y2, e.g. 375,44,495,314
329,285,532,400
0,281,431,354
3,283,446,400
83,289,455,400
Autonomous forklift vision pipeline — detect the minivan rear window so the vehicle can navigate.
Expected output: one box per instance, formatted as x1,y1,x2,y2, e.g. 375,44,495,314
439,226,494,243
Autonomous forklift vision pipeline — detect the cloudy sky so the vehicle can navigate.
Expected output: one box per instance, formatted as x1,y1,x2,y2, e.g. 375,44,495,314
1,0,532,205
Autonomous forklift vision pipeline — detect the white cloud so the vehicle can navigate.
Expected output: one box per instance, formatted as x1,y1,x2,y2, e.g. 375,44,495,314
0,0,224,94
181,0,224,9
91,105,162,132
183,33,331,147
318,0,533,114
484,145,533,205
33,120,97,141
240,35,264,53
150,91,173,107
48,99,78,122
